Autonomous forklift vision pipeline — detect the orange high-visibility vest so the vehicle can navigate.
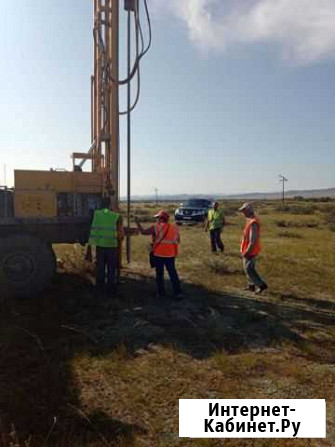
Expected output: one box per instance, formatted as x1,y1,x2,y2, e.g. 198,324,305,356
240,217,261,256
152,223,179,257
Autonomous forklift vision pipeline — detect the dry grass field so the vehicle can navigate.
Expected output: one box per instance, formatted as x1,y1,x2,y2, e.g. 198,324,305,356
1,199,334,446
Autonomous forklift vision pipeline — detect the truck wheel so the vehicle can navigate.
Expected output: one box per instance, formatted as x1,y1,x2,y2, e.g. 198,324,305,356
0,234,56,298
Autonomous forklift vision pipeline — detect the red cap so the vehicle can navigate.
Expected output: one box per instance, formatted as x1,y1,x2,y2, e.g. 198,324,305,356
154,210,170,221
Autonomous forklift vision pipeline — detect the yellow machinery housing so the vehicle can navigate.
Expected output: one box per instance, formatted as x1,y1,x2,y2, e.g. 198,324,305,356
14,170,103,218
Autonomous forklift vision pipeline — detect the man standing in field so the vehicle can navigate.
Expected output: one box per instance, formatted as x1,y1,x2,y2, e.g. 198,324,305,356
205,201,225,253
87,196,124,297
135,210,183,300
239,202,268,294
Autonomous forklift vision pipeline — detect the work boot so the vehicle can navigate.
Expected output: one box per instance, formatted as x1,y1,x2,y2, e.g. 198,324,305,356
244,284,256,292
255,284,268,295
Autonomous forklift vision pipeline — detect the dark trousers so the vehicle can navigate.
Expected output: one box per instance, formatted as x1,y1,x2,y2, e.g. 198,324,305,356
96,246,118,294
243,256,267,288
154,256,181,297
210,228,224,252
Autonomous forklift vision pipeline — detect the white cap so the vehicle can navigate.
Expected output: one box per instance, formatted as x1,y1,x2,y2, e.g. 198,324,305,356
238,202,254,212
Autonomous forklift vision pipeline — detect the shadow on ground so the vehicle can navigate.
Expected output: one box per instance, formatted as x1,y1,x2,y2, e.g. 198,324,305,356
0,270,334,445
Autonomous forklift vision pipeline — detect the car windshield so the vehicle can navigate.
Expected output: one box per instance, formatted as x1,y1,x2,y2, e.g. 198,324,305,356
183,200,211,208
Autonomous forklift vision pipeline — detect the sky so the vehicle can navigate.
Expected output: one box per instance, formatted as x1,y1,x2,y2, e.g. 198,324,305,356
0,0,335,196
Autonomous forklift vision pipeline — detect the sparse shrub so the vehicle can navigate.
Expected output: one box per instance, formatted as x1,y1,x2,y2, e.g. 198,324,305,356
325,208,335,231
274,204,315,214
277,231,303,239
131,207,154,222
274,204,290,212
206,258,241,275
276,220,288,228
325,208,335,222
314,203,335,213
222,203,238,216
304,197,334,203
135,215,154,223
134,208,151,216
275,220,319,229
288,205,315,215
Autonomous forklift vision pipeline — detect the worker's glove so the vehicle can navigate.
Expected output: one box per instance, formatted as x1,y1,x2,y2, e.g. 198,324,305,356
85,245,93,263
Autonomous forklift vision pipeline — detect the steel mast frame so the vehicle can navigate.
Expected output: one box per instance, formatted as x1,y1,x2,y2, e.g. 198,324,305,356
92,0,119,209
74,0,120,210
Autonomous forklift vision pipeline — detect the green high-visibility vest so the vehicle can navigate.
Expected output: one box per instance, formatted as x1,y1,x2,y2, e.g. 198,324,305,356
89,209,120,248
208,209,224,231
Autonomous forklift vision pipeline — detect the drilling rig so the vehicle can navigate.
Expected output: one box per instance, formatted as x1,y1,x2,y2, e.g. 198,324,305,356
0,0,150,297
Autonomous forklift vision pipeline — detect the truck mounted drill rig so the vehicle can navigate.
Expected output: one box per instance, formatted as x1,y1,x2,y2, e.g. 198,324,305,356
0,0,150,298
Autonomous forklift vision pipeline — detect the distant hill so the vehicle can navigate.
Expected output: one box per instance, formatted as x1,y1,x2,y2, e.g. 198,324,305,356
124,187,335,202
221,187,335,200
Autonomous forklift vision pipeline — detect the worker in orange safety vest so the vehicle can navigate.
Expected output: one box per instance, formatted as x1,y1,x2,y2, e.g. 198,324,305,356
135,210,183,301
239,202,268,294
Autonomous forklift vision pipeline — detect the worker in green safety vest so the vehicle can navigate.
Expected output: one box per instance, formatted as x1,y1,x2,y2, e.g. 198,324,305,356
205,201,225,253
87,196,123,297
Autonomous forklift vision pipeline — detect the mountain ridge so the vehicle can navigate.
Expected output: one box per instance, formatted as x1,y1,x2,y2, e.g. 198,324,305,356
123,187,335,201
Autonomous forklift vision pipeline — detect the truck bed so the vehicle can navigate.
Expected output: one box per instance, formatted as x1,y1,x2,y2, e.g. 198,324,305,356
0,217,91,245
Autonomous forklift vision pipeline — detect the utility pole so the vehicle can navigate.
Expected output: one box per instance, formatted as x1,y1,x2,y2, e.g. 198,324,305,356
3,164,7,218
279,175,288,208
154,187,158,205
126,0,132,264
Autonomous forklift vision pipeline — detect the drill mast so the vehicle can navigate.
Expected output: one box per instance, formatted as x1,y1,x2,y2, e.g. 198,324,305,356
92,0,119,209
74,0,120,209
73,0,150,218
